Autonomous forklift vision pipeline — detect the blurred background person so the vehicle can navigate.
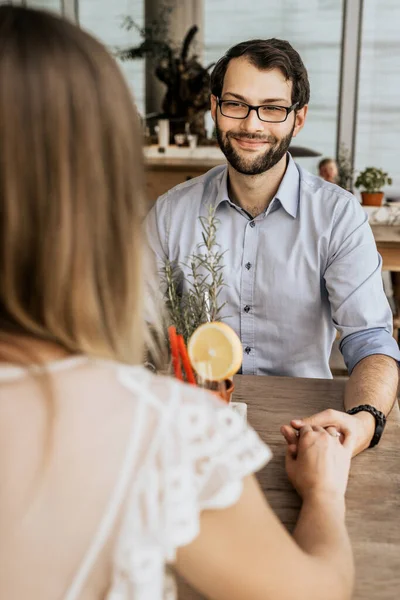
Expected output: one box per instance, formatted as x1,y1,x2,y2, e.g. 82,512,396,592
318,157,339,183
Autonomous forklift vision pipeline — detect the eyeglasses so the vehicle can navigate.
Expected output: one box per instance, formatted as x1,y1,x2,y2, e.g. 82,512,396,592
217,98,299,123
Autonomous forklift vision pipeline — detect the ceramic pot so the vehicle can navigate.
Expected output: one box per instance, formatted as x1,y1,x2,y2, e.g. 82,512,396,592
361,191,384,206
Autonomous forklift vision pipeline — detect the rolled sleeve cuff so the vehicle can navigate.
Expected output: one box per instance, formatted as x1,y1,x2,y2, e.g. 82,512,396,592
340,327,400,374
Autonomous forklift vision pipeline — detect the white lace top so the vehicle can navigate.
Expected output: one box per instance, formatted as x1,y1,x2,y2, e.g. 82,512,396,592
0,357,271,600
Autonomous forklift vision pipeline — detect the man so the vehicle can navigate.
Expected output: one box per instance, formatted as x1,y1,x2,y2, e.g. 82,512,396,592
318,157,339,184
146,38,399,455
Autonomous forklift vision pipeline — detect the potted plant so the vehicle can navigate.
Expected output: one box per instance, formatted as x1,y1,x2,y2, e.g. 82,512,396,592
162,206,227,344
116,10,214,143
355,167,393,206
161,207,236,402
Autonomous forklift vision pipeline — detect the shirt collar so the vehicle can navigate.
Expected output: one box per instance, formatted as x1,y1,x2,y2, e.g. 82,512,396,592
274,153,300,218
214,166,230,209
214,152,300,219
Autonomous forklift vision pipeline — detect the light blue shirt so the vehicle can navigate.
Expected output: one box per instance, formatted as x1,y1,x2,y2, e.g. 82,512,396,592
145,154,400,378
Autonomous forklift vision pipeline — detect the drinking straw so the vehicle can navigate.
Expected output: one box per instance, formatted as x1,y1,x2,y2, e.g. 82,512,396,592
177,334,196,385
217,379,228,403
168,326,183,381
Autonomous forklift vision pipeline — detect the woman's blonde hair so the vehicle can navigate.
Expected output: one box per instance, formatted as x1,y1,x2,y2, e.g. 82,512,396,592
0,5,146,365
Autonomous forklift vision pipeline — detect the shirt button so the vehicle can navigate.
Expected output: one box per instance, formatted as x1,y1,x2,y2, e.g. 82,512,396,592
243,305,251,313
245,346,251,354
249,221,255,228
245,262,252,270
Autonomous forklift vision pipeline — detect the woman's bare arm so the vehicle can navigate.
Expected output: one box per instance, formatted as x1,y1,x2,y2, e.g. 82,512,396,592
176,426,354,600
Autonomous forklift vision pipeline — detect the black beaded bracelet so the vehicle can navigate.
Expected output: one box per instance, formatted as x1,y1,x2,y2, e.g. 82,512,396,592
346,404,387,448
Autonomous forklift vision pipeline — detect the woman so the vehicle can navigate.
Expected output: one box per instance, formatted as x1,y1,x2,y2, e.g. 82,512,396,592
0,6,354,600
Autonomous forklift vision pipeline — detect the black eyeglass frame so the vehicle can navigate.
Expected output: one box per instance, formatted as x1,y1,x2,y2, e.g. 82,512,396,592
217,97,299,123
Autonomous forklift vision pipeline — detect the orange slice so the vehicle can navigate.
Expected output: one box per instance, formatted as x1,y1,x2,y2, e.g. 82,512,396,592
187,322,243,381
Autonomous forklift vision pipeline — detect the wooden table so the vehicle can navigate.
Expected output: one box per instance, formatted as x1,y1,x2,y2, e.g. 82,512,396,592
372,225,400,339
178,375,400,600
372,225,400,272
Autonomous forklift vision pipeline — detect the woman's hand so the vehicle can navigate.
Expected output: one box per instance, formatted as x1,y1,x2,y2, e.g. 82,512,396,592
285,425,352,500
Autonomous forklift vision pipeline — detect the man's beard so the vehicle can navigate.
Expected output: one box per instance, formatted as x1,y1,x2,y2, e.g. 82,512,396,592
216,120,295,176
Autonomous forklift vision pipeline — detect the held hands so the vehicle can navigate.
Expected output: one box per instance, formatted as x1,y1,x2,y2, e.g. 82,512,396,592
281,408,376,458
284,424,353,500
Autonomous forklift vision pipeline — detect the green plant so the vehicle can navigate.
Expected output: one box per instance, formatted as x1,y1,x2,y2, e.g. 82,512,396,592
355,167,393,193
161,206,227,344
337,143,355,191
115,4,214,141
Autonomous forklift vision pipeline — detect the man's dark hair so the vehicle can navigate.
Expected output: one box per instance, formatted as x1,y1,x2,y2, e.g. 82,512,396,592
210,38,310,109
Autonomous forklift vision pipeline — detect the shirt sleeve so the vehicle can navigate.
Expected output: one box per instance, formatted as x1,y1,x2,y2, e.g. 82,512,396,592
323,195,400,373
340,327,400,373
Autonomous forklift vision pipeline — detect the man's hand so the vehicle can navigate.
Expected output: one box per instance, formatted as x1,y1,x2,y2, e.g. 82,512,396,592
281,409,376,457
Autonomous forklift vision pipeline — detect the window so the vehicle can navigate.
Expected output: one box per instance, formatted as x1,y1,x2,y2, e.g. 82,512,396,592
355,0,400,195
26,1,62,13
204,0,343,159
79,0,145,115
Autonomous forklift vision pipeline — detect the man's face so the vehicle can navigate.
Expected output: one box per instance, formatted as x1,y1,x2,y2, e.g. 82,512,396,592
211,58,307,175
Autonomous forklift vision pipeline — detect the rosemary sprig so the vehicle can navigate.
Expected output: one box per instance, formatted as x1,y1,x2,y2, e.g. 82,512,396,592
161,205,227,344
